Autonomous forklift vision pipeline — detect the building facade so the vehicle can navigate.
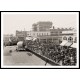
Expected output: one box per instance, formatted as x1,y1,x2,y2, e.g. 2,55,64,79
61,29,77,43
3,34,18,45
16,30,27,41
27,21,74,45
32,21,52,31
27,31,50,37
49,27,73,44
3,34,13,43
60,29,77,48
15,21,76,46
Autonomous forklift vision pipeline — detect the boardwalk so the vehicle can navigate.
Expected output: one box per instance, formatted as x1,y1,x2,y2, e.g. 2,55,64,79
3,46,51,66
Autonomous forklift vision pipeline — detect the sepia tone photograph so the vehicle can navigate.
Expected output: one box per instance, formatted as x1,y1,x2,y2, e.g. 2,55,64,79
1,12,79,68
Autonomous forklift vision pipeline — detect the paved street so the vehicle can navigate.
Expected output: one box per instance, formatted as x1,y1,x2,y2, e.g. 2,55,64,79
3,46,51,66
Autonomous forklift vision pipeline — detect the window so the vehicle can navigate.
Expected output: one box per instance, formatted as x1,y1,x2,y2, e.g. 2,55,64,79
63,36,67,40
47,38,52,43
68,37,73,42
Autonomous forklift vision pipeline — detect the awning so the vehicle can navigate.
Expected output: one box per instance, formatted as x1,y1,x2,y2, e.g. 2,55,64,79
26,37,33,40
71,43,77,48
32,37,37,41
60,40,67,46
64,42,73,46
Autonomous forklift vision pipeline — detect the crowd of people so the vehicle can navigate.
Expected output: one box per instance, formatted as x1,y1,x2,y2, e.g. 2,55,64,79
3,36,77,66
25,40,77,66
27,41,76,66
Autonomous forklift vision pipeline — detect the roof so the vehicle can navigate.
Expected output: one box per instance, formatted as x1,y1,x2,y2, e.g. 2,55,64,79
60,40,68,46
37,21,53,27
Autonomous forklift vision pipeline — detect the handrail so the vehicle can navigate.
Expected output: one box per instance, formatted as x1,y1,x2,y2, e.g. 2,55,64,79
27,48,60,66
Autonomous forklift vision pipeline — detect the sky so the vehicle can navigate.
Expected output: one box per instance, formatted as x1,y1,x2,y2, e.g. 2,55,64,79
2,12,78,35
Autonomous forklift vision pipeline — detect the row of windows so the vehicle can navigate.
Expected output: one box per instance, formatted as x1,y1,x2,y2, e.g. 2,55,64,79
27,33,50,36
63,36,77,42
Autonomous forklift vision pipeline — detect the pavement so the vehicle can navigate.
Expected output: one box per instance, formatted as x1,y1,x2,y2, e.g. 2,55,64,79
3,46,51,66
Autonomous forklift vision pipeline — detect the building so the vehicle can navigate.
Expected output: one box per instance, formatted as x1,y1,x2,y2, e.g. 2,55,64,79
3,34,18,45
3,34,13,42
32,21,52,31
27,21,74,45
15,21,75,46
61,29,77,42
27,31,50,37
49,27,73,44
16,30,27,41
27,21,52,42
60,28,77,48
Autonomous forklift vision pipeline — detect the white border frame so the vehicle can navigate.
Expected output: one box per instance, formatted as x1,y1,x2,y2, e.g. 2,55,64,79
1,12,79,68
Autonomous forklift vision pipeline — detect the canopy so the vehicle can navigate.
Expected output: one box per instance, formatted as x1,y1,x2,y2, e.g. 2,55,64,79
25,37,33,40
71,43,77,48
60,40,67,46
17,41,23,47
32,37,37,41
64,42,73,46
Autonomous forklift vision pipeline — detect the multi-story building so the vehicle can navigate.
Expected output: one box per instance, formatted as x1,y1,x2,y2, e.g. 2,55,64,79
15,21,76,46
27,21,74,45
50,27,73,44
16,30,27,41
60,29,77,48
27,21,52,42
15,21,52,41
3,34,18,45
32,21,52,31
27,31,50,37
3,34,13,41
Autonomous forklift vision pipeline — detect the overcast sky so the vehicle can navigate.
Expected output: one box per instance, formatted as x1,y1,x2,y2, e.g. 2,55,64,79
3,12,78,35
